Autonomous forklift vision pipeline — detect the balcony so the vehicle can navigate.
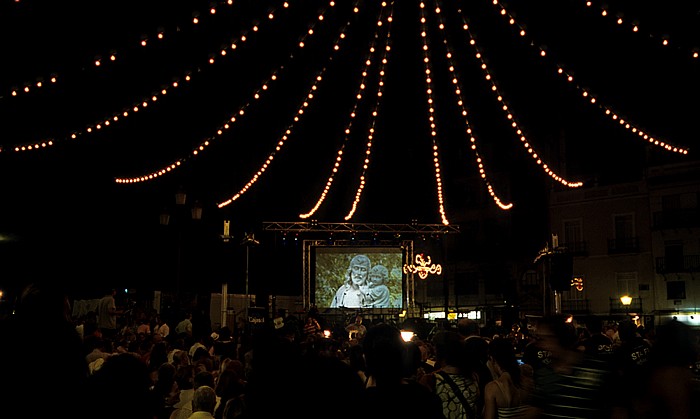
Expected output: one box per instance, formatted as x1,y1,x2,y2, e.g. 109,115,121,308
655,255,700,274
560,241,588,256
609,297,643,314
561,299,590,315
607,237,640,254
652,208,700,230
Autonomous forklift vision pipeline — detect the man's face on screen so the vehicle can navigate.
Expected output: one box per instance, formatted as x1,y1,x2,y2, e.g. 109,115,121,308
351,264,368,286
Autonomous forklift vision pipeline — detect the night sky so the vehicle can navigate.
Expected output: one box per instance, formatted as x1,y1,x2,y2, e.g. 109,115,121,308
0,0,697,299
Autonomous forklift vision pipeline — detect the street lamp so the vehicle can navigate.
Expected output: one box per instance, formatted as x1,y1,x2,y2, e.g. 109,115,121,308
240,232,260,315
620,295,632,317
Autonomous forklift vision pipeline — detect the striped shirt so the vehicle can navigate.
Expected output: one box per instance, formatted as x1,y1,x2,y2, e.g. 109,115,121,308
529,354,613,418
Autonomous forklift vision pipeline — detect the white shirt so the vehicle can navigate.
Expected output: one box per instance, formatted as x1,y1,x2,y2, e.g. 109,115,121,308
186,412,214,419
155,323,170,338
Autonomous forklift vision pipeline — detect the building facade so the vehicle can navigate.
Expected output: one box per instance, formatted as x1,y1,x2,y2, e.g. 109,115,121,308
548,158,700,329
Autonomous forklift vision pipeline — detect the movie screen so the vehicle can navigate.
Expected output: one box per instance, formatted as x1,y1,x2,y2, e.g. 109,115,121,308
313,246,404,309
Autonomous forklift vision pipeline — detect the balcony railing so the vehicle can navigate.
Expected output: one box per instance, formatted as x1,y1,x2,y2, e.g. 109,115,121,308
609,297,643,314
561,299,590,314
655,255,700,274
607,237,640,254
560,241,588,256
652,209,700,230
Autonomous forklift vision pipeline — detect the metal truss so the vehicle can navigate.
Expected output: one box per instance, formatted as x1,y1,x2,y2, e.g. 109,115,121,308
262,221,460,234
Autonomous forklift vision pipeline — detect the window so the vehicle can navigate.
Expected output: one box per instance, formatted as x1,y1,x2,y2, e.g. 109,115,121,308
667,281,686,300
522,270,539,288
614,214,635,241
563,219,583,252
665,241,684,272
662,194,681,211
610,213,638,253
616,272,638,297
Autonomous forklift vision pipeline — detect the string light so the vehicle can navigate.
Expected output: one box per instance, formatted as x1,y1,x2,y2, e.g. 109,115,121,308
3,0,244,102
216,2,358,207
418,1,450,225
434,0,512,210
578,0,698,59
344,1,393,221
490,0,688,155
461,6,583,187
300,2,391,219
12,1,296,154
116,2,339,183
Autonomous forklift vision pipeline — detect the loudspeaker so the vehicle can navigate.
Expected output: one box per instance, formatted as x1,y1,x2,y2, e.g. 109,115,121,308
549,253,573,291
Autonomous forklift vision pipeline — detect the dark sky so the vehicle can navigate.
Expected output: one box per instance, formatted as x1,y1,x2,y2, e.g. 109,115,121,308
0,0,697,298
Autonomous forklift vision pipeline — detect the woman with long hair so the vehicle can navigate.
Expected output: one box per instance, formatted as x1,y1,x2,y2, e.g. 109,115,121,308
483,337,531,419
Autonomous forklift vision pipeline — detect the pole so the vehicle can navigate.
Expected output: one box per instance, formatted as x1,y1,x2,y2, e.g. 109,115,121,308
542,257,547,316
245,244,250,314
554,290,561,314
221,282,228,328
176,229,183,307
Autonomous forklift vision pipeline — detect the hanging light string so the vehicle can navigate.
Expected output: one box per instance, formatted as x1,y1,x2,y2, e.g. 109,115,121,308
344,1,394,221
7,0,296,154
456,10,583,188
433,0,512,210
577,0,700,60
418,1,450,225
115,2,339,183
3,0,244,101
488,0,688,155
217,3,361,208
300,2,391,219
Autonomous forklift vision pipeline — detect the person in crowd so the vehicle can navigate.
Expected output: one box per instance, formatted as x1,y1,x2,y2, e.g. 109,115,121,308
86,352,155,419
213,366,247,419
403,340,428,384
154,314,171,339
578,315,615,365
364,264,391,308
345,314,368,341
362,322,445,419
149,340,171,383
212,326,237,361
419,330,480,419
150,362,180,419
97,288,124,339
638,319,700,419
303,313,322,339
331,254,371,308
84,334,112,364
189,385,218,419
137,316,152,335
300,344,367,419
525,314,614,418
189,333,209,358
170,370,219,419
483,337,531,419
176,311,194,337
610,319,652,417
0,281,90,418
458,318,493,402
242,326,305,417
347,341,369,384
521,325,552,386
80,309,101,340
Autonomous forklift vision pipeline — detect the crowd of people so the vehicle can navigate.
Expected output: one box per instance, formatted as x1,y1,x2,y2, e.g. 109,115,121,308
1,280,699,418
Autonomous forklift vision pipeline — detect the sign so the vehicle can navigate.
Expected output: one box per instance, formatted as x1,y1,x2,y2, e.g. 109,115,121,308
403,253,442,279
